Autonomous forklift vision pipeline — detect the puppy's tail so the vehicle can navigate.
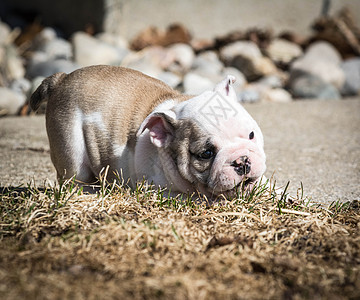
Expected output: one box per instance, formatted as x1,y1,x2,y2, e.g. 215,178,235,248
30,72,66,111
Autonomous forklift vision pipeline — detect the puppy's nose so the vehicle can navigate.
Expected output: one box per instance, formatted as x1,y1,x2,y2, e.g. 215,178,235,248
231,156,251,176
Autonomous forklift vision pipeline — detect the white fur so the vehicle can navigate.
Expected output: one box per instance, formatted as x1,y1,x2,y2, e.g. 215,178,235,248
72,108,92,181
82,111,107,131
113,144,126,158
135,130,169,186
114,145,134,186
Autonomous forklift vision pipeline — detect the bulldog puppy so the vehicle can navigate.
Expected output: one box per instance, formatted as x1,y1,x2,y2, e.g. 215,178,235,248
30,65,266,198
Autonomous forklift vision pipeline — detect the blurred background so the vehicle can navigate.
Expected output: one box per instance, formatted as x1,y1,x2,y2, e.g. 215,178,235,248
1,0,360,39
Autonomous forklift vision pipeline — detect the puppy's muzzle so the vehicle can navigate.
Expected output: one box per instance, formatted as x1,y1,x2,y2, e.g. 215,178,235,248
231,156,251,176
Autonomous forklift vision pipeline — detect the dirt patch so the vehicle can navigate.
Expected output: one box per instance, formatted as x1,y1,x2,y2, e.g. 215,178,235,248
0,180,359,300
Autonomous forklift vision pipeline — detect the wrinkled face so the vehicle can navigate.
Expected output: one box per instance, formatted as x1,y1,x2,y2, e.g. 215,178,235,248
169,114,266,197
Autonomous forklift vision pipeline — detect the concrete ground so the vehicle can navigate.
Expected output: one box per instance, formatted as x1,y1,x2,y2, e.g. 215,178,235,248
0,98,359,205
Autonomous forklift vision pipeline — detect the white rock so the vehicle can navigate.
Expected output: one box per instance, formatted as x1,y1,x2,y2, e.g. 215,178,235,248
39,38,73,60
3,45,25,81
166,43,195,73
36,27,57,41
304,41,342,64
287,71,341,100
0,87,26,115
238,89,261,103
32,27,73,60
121,49,163,78
0,21,11,45
10,78,31,96
258,75,284,89
192,51,224,79
302,61,344,89
266,39,303,64
29,51,48,64
183,72,215,95
96,32,129,50
26,58,79,79
291,41,345,89
124,59,162,78
341,58,360,96
72,31,125,67
121,46,180,78
220,41,262,64
156,71,182,88
262,88,292,103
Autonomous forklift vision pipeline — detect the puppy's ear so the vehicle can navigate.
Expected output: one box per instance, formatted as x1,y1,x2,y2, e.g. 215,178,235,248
137,112,177,148
214,75,237,99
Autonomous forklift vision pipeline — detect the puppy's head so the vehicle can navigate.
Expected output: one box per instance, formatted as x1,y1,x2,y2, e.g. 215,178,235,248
138,76,266,197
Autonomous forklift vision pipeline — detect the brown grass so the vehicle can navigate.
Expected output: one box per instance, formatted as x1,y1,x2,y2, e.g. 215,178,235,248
0,179,359,300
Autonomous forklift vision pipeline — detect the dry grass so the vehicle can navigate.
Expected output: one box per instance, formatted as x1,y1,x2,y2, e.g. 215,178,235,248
0,178,359,300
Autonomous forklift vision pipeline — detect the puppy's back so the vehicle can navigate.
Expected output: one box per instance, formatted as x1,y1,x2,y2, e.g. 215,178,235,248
31,65,190,143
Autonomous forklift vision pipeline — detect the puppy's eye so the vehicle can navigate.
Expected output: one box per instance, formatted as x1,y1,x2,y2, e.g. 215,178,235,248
198,149,215,160
249,131,255,140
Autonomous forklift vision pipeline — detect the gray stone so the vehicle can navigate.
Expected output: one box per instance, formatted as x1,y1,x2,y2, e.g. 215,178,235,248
238,89,260,103
95,32,130,65
72,31,126,67
191,51,224,80
258,75,284,89
183,72,215,95
188,56,246,98
305,41,342,65
340,58,360,96
122,58,162,78
121,45,194,79
96,32,129,50
220,41,262,64
156,71,182,88
0,87,26,116
266,38,303,65
121,47,166,78
291,41,344,89
166,43,195,74
220,41,277,81
262,88,292,103
10,78,31,96
32,27,73,60
288,71,340,100
122,44,193,76
26,58,79,79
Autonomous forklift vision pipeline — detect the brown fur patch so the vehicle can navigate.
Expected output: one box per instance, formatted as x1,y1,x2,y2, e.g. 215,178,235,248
169,119,215,186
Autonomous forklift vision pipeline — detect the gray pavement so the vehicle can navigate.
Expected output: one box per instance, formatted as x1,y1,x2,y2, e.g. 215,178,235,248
0,98,359,205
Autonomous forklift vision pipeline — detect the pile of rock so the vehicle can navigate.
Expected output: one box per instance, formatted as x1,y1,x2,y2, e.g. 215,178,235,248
0,8,359,116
